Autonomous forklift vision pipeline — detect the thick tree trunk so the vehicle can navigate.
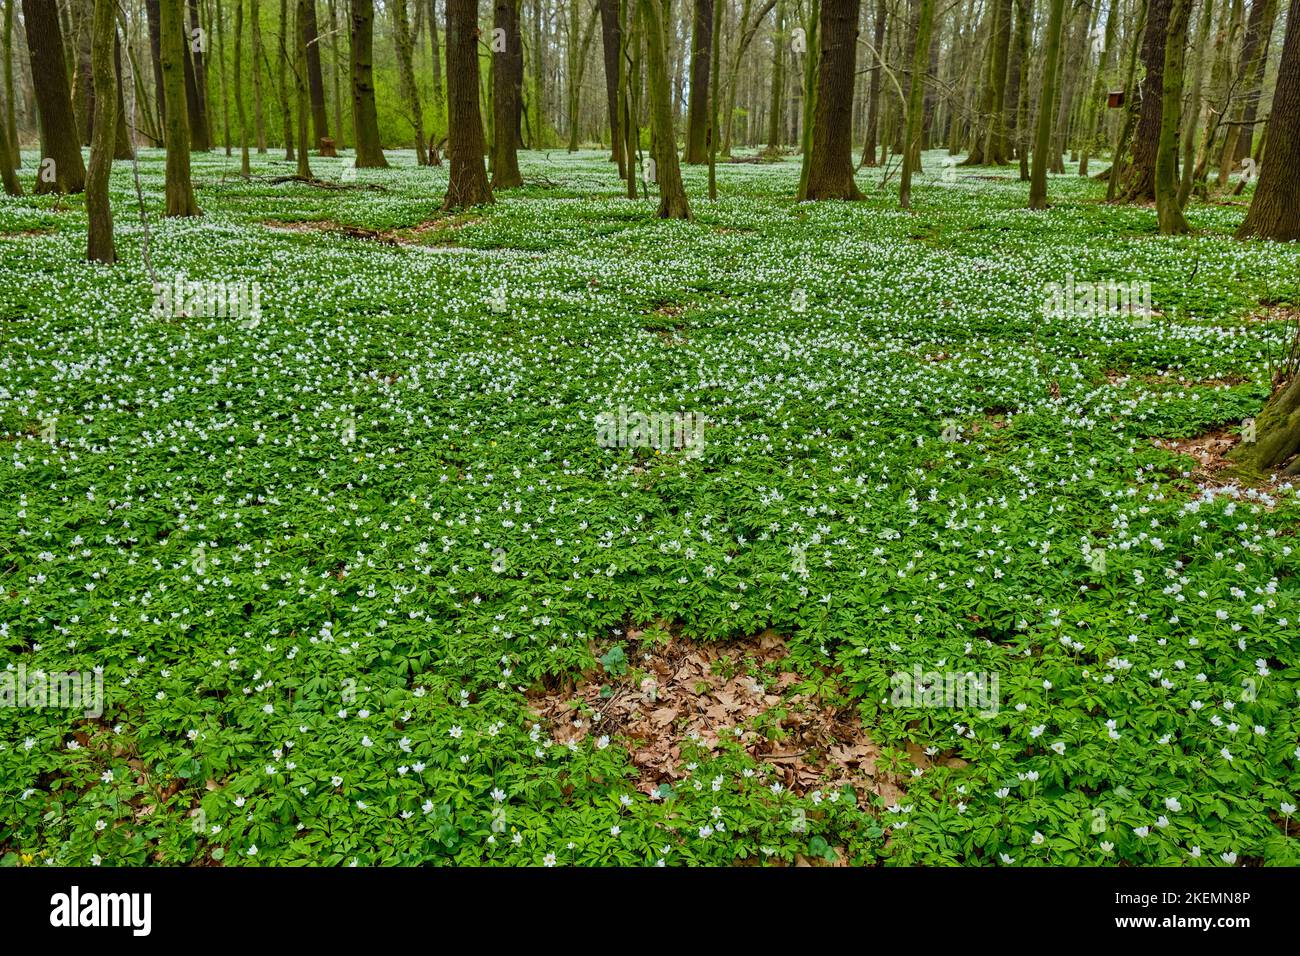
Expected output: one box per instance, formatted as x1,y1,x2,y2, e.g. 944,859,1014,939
1029,0,1066,208
443,0,493,207
86,0,115,262
1155,0,1191,233
161,0,200,215
1236,0,1300,241
491,0,523,186
804,0,861,200
637,0,690,217
22,0,87,193
684,0,712,162
1120,0,1171,202
599,0,624,172
349,0,387,165
393,0,429,163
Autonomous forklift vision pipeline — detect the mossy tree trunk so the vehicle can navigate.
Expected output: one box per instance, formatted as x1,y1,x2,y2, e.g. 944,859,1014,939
1029,0,1066,209
86,0,116,262
350,0,388,166
899,0,935,209
684,0,713,163
637,0,690,217
490,0,523,187
1154,0,1191,234
161,0,200,215
1236,0,1300,241
804,0,862,201
393,0,429,164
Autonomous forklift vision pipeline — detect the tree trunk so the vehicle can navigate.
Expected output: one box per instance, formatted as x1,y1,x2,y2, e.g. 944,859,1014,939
795,0,820,197
429,0,445,135
295,0,313,176
1175,0,1215,205
767,0,787,153
187,0,212,149
22,0,87,193
70,0,93,145
1155,0,1191,233
349,0,387,165
1233,374,1300,475
684,0,712,162
1029,0,1066,208
899,0,935,208
1236,0,1300,241
599,0,624,172
859,0,883,165
1106,0,1147,198
1013,0,1031,180
112,32,132,159
443,0,493,207
1218,0,1278,185
981,0,1012,164
1120,0,1171,201
236,0,250,176
251,0,266,151
638,0,690,217
280,0,294,158
303,0,331,150
394,0,429,163
4,0,19,168
161,0,200,214
86,0,115,261
804,0,861,200
491,0,523,186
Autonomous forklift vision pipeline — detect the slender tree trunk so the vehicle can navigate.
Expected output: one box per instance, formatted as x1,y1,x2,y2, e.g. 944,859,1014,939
236,0,250,176
187,0,212,149
1155,0,1191,233
279,0,295,157
70,0,93,144
429,0,445,135
684,0,712,162
1014,0,1031,179
637,0,690,216
217,0,232,155
330,0,345,147
1218,0,1278,185
900,0,935,207
4,0,19,168
491,0,523,185
1176,0,1215,204
251,0,266,151
161,0,199,214
111,31,131,159
349,0,387,165
1107,0,1147,197
804,0,860,200
394,0,429,162
707,0,720,195
86,0,115,261
443,0,493,206
1029,0,1066,208
767,0,787,153
1079,0,1117,175
0,84,17,192
1236,0,1300,241
22,0,87,193
295,0,313,175
599,0,624,172
981,0,1012,164
303,0,330,149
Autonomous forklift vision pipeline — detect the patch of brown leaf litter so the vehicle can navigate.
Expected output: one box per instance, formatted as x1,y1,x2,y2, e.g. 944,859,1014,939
528,625,904,806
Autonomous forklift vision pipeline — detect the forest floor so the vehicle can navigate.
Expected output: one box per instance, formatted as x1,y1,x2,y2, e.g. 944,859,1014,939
2,148,1299,866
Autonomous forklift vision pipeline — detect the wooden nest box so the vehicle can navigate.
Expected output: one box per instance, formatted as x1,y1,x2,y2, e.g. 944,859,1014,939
1107,90,1125,109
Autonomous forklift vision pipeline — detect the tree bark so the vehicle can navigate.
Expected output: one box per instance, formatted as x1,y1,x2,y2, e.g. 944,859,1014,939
767,0,787,153
279,0,295,158
637,0,690,217
161,0,200,214
86,0,115,261
1218,0,1278,185
1120,0,1172,201
684,0,713,162
349,0,387,165
491,0,523,186
899,0,936,208
804,0,861,200
251,0,266,151
236,0,250,176
22,0,87,193
443,0,493,206
1029,0,1066,208
303,0,331,150
1155,0,1191,233
599,0,624,171
295,0,313,176
394,0,429,163
1236,0,1300,241
187,0,212,149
